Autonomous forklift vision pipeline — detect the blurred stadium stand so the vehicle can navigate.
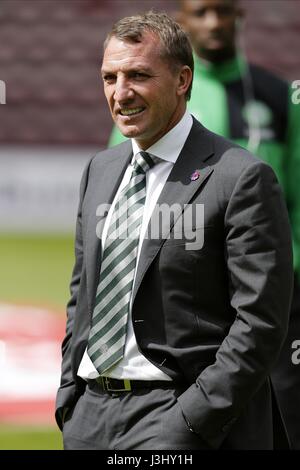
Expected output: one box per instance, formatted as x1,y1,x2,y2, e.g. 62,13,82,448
0,0,178,145
0,0,298,146
0,0,299,447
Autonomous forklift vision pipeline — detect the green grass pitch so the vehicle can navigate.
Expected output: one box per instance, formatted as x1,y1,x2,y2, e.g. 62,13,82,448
0,234,75,449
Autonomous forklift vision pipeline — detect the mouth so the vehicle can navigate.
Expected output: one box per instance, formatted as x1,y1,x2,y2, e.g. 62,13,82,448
207,34,226,47
119,107,145,117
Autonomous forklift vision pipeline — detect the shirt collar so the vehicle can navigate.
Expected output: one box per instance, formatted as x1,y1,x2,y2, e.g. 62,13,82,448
131,110,193,165
194,52,247,83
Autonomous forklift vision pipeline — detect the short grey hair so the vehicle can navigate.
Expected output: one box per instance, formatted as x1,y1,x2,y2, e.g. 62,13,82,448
104,11,194,100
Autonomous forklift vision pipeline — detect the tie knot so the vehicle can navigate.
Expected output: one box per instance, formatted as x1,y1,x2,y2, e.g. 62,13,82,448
133,151,160,175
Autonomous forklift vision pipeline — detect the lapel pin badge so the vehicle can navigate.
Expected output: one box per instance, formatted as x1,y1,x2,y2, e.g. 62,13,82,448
190,169,201,181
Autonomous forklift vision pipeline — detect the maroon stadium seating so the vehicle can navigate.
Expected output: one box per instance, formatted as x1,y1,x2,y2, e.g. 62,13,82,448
0,0,299,146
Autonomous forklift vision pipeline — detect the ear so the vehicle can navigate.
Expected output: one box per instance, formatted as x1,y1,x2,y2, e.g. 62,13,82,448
176,65,193,97
235,7,245,30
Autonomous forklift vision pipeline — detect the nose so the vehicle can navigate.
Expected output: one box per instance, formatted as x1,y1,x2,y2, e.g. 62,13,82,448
113,75,134,103
205,11,221,29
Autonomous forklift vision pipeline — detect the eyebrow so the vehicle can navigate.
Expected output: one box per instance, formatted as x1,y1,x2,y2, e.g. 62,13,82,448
101,65,154,75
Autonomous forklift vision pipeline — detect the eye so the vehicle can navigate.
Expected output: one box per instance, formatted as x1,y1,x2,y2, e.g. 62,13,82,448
191,8,206,18
102,74,116,84
192,6,234,18
216,6,234,17
131,72,149,80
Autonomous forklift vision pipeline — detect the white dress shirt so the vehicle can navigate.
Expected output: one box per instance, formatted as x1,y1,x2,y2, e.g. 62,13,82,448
77,110,193,380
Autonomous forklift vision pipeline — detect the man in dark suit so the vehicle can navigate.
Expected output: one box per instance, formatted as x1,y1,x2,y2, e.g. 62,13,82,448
56,11,293,450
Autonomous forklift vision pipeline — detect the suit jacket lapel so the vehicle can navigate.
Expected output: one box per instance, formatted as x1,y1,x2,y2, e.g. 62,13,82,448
132,120,214,302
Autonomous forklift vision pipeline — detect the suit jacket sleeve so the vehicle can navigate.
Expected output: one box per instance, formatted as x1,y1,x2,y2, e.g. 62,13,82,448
55,158,92,430
177,160,293,449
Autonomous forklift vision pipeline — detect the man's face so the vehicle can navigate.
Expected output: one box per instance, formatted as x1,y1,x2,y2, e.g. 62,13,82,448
101,32,190,149
180,0,241,62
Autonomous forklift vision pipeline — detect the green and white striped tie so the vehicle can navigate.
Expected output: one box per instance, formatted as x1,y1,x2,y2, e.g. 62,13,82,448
87,151,159,374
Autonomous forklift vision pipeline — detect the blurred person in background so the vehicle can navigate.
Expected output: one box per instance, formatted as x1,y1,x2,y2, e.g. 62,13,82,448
109,0,300,449
56,11,293,450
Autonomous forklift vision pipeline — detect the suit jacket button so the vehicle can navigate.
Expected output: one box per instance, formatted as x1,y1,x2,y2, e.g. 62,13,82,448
222,418,236,432
222,424,230,433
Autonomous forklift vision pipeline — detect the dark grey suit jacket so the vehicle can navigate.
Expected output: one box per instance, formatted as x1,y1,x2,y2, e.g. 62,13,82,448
56,118,293,449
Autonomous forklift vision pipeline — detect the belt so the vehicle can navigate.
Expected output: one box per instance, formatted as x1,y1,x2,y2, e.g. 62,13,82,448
88,376,180,394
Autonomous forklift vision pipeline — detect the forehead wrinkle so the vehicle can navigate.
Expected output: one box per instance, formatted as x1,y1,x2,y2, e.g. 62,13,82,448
101,58,155,74
103,34,162,62
102,44,161,75
182,0,237,12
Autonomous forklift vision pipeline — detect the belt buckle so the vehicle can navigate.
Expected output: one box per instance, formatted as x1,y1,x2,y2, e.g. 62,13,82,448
102,377,131,392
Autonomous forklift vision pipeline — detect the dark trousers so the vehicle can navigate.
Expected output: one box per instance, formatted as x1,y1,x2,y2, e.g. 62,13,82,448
271,276,300,449
62,381,209,450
